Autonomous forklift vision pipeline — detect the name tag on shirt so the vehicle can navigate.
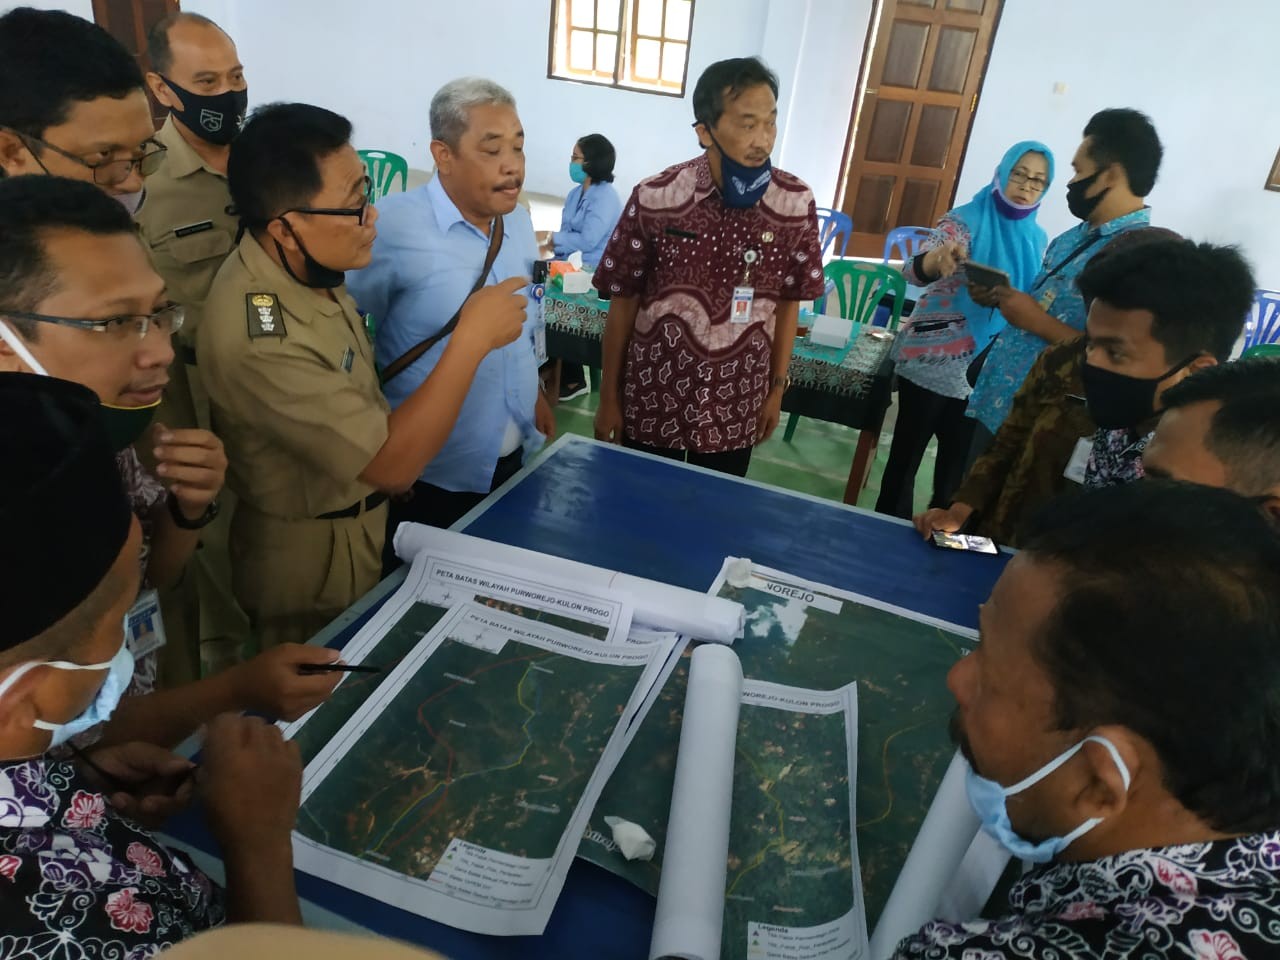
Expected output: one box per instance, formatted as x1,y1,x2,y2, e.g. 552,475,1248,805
731,287,755,324
1038,290,1058,312
125,589,167,659
1063,437,1092,484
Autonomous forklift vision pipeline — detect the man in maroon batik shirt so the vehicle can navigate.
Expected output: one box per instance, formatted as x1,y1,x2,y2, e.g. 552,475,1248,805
592,56,825,477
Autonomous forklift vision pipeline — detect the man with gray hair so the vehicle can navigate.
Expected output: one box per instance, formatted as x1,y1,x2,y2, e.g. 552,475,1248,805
348,77,553,552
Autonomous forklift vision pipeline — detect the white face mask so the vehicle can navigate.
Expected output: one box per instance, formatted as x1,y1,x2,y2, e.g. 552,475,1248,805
0,625,135,757
114,188,146,216
0,319,48,375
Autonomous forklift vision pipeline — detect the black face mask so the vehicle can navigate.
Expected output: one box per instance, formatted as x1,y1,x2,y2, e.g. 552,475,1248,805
161,75,247,146
1066,169,1108,221
274,220,345,289
1081,355,1197,429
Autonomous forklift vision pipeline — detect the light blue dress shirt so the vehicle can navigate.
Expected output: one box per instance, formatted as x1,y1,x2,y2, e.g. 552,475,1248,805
552,181,622,267
346,176,540,493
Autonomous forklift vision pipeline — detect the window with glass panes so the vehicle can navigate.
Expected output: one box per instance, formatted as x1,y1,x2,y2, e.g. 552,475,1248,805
549,0,694,96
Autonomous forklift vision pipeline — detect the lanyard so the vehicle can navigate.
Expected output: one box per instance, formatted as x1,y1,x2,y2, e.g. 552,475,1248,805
1031,233,1106,294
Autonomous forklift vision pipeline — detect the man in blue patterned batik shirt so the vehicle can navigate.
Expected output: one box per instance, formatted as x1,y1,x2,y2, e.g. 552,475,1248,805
895,481,1280,960
965,108,1163,458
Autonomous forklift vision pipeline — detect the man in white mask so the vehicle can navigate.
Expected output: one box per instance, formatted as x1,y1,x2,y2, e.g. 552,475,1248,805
0,372,305,949
0,174,343,748
894,481,1280,959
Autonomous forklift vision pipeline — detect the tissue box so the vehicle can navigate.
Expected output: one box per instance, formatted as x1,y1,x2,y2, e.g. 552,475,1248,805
809,314,853,349
562,272,593,294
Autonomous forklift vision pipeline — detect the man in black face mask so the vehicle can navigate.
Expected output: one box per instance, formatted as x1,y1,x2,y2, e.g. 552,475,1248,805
199,103,528,650
965,108,1163,460
1074,238,1254,486
137,12,249,684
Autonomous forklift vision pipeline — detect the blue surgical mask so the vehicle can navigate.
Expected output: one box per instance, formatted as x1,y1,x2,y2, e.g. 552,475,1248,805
0,625,135,753
965,735,1132,863
569,161,588,184
708,131,772,209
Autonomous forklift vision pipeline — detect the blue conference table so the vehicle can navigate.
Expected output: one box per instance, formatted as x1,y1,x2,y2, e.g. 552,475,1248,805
169,436,1006,958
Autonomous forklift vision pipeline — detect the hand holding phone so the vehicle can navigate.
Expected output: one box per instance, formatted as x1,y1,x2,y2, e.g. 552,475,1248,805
962,260,1012,290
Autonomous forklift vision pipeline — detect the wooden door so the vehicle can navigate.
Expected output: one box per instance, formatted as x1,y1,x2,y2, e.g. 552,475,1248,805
837,0,1004,258
91,0,179,125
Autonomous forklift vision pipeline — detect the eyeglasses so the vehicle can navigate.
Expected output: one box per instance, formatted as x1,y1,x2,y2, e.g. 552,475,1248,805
0,303,185,340
1007,170,1048,194
281,176,374,226
7,129,167,187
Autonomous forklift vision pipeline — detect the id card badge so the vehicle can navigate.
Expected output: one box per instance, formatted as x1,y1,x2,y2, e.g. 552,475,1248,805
125,589,167,659
730,286,755,324
1063,437,1093,484
533,322,548,365
1037,290,1058,312
531,281,548,364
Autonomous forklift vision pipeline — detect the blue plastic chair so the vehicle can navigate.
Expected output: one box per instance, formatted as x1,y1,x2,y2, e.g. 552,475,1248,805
883,226,933,264
815,207,853,259
1243,289,1280,351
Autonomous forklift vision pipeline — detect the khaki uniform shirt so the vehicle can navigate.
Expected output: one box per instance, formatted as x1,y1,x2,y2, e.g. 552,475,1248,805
137,116,239,331
198,233,390,644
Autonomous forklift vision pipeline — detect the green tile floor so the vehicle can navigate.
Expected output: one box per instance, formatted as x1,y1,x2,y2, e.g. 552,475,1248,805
551,379,938,515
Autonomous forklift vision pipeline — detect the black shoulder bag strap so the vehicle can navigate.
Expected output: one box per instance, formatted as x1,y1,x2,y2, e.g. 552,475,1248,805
379,216,505,385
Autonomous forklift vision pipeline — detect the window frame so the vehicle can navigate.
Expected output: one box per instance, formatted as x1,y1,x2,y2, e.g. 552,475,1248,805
547,0,696,99
1267,145,1280,193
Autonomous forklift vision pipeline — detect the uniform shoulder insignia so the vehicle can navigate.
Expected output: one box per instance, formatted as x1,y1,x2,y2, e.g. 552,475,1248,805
245,292,287,339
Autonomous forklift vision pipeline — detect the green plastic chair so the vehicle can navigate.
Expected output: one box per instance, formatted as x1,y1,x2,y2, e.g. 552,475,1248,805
1243,343,1280,359
783,261,907,443
358,149,408,202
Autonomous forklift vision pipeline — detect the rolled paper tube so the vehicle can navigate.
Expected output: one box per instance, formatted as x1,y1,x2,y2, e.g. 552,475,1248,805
647,644,744,960
393,524,745,643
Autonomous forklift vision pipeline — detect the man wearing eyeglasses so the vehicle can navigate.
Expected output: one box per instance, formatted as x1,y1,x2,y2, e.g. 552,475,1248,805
198,103,528,649
0,7,162,212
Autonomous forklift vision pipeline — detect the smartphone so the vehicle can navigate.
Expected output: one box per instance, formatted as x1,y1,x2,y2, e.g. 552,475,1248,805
931,530,1000,555
963,260,1012,289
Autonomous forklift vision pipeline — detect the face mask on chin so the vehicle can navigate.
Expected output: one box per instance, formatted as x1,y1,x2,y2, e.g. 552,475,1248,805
965,735,1132,863
114,187,146,216
0,320,158,450
706,130,772,209
274,219,345,289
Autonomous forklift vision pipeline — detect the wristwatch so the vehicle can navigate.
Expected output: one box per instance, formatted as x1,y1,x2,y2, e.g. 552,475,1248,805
770,375,791,393
167,492,220,530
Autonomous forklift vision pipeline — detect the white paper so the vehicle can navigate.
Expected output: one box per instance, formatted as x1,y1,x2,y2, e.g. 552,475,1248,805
291,601,672,937
650,644,744,960
395,524,745,643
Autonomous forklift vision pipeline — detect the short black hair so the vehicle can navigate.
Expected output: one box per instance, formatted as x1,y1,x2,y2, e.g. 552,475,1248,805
0,7,144,140
1076,239,1255,363
1083,108,1163,197
146,12,225,76
692,57,779,130
1022,481,1280,835
0,175,137,335
577,133,616,183
228,103,353,227
1160,358,1280,496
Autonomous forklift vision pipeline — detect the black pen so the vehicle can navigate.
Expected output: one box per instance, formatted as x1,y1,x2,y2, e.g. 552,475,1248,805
298,663,382,675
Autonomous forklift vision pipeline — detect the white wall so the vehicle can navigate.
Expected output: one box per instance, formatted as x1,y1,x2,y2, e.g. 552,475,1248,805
957,0,1280,289
184,0,868,206
2,0,93,19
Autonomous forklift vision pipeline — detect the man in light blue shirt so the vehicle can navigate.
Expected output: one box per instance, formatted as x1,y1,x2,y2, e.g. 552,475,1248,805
347,77,554,539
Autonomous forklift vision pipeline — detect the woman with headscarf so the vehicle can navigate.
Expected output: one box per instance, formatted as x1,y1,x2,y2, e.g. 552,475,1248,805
875,140,1054,519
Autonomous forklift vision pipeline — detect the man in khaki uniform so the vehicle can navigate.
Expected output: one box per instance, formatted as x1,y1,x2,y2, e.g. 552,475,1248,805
136,12,248,680
199,103,528,648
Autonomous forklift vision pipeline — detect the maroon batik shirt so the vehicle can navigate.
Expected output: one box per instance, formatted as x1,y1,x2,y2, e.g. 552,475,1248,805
594,154,825,453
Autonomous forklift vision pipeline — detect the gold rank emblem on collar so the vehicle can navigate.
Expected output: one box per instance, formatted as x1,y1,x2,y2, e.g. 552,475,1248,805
245,292,287,339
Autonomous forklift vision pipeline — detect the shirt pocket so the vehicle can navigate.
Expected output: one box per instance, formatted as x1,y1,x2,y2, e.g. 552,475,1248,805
151,229,235,304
